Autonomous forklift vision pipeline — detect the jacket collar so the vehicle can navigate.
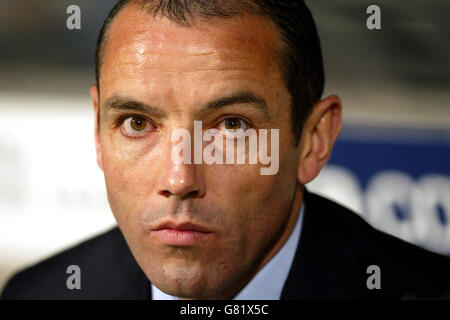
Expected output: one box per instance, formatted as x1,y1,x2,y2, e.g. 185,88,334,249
280,189,364,299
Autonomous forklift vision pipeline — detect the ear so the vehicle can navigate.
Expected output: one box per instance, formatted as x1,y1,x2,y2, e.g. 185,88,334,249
90,85,103,171
297,95,342,184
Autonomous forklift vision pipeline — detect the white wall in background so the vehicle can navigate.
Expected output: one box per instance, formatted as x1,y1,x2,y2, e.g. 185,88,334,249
0,96,116,290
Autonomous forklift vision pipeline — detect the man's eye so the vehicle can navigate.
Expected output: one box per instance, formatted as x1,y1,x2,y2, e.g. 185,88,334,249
121,116,152,137
217,118,249,137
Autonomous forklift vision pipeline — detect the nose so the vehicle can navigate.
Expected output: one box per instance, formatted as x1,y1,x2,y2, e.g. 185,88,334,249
157,158,205,200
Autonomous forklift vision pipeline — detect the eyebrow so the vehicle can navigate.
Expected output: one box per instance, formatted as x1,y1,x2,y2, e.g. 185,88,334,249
205,91,270,120
103,96,166,117
102,91,270,120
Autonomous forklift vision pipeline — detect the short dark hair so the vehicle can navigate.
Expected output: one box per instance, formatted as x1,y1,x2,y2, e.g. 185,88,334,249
95,0,324,144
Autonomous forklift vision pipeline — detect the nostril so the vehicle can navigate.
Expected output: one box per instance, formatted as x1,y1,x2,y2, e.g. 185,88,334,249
159,190,172,198
158,189,201,199
182,190,199,200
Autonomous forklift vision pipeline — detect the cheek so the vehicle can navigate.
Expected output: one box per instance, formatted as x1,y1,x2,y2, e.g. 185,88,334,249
203,151,297,247
205,144,297,213
100,137,162,226
101,129,162,186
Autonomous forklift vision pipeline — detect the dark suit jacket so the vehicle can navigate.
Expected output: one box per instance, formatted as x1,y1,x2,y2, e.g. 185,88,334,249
2,191,449,299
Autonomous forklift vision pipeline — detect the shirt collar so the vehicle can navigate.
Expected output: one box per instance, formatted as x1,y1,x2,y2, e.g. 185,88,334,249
152,202,305,300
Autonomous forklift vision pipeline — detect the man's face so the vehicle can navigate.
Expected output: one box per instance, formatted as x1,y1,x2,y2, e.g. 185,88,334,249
96,5,301,298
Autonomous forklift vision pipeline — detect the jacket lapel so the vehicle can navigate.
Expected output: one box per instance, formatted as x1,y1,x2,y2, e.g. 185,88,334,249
280,190,365,299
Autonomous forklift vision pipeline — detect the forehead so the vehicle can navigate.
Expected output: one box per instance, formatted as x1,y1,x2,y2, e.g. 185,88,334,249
101,4,283,87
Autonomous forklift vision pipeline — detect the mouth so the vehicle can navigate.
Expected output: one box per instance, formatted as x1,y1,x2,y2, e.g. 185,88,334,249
150,222,214,246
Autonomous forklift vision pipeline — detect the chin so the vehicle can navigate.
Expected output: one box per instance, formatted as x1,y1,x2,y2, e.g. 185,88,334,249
146,259,234,299
153,274,215,299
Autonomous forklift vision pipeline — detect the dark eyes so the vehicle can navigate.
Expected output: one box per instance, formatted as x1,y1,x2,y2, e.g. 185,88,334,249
217,118,250,138
129,117,148,132
120,116,153,138
119,116,250,139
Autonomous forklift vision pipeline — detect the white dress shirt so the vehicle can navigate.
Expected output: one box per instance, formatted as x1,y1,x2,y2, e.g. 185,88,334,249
152,202,305,300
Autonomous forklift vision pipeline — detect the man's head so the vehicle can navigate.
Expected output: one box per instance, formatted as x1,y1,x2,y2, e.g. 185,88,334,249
95,0,326,143
90,0,341,299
